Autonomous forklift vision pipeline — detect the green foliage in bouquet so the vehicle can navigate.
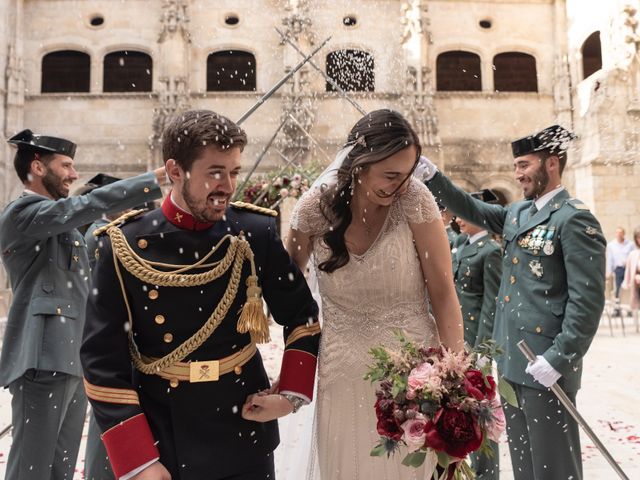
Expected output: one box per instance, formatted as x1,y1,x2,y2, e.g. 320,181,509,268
236,162,322,209
364,330,517,480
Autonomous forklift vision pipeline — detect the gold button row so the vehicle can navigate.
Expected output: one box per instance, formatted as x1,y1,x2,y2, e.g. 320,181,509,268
148,289,159,300
138,239,148,249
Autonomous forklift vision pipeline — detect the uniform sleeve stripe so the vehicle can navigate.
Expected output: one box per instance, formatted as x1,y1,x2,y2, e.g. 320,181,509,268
285,323,321,347
84,378,140,405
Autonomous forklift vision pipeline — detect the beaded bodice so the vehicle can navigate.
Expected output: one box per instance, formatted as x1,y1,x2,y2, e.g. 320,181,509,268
290,177,441,387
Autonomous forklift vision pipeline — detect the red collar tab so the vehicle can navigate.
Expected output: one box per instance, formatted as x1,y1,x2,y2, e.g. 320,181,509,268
161,194,214,231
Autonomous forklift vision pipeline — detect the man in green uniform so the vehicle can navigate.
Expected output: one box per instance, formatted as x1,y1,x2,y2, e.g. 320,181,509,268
451,189,502,479
0,130,165,480
420,125,606,480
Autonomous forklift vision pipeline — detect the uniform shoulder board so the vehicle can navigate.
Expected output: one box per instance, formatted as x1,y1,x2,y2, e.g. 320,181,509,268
92,209,147,236
230,201,278,217
566,198,591,211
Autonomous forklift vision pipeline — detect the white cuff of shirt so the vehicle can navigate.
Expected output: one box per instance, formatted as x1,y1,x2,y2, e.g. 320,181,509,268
120,458,159,480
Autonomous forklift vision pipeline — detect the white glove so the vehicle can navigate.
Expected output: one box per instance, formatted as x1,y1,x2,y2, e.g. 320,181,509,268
413,156,438,182
525,355,562,388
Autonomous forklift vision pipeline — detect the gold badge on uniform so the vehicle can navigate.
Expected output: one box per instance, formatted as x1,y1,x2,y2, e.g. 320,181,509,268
529,259,543,278
190,360,220,382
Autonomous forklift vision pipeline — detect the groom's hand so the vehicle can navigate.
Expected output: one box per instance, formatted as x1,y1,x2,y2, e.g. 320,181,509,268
241,393,294,422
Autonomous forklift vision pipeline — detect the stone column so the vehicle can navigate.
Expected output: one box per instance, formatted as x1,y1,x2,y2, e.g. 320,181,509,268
399,0,441,161
148,0,191,167
1,0,24,315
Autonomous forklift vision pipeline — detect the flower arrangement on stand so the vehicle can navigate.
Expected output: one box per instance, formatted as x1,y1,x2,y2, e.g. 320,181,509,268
365,331,517,480
237,163,321,210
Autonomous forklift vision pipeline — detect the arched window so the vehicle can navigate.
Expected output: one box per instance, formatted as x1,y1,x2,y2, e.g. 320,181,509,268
325,49,374,92
493,52,538,92
207,50,256,91
436,51,481,91
41,50,90,93
582,31,602,79
103,51,153,92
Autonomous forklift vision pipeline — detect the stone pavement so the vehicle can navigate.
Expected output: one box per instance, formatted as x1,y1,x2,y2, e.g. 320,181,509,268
1,315,639,479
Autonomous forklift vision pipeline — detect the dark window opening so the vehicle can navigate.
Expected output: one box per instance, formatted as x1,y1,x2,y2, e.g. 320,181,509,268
493,52,538,92
436,51,481,91
207,50,256,91
343,16,357,27
90,15,104,27
225,14,239,26
41,50,90,93
103,51,152,92
326,49,374,92
582,31,602,79
479,19,492,29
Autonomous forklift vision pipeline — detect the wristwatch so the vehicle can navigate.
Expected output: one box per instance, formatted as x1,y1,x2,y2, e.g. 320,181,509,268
280,393,305,413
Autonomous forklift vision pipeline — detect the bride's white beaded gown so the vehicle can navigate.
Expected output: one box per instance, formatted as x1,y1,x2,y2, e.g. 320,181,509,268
289,177,441,480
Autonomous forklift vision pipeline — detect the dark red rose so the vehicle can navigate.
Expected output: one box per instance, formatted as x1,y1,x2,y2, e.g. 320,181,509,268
424,407,483,458
374,398,404,441
464,369,496,400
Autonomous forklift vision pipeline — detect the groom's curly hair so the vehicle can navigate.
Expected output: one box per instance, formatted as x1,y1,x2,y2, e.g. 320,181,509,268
318,109,421,273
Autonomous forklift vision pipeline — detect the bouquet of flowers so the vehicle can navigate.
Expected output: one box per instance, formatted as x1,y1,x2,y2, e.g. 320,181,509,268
238,163,321,209
365,331,517,480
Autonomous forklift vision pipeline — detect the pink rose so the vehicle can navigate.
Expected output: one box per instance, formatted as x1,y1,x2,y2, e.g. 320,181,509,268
486,396,506,442
279,188,289,198
401,414,428,452
407,362,437,397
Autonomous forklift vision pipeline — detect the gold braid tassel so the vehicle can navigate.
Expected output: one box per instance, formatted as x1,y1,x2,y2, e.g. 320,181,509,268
237,241,270,344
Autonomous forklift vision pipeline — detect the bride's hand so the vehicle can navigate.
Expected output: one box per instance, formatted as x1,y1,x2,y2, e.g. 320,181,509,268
241,393,294,422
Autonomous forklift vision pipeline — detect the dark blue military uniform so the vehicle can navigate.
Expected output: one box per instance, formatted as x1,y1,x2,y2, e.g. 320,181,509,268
81,197,320,479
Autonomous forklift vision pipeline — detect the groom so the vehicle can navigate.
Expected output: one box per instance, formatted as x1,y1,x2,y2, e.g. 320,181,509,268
81,109,321,480
420,125,606,480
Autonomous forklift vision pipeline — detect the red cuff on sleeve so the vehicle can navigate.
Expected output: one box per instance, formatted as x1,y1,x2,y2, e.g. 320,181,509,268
102,413,159,478
277,349,317,400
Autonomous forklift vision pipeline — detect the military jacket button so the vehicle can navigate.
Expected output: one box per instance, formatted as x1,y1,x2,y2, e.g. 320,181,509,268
148,289,159,300
512,257,519,265
535,326,542,333
74,240,80,247
169,378,179,388
155,314,165,325
469,315,475,321
144,187,150,193
163,333,173,343
137,239,148,249
234,365,243,375
510,275,516,285
504,295,511,303
56,307,62,315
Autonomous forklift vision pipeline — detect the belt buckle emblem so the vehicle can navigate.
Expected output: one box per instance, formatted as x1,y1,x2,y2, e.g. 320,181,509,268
190,360,220,383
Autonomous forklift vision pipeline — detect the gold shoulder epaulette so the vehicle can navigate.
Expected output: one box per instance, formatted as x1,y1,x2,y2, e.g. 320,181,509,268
230,201,278,217
567,199,590,211
93,209,147,236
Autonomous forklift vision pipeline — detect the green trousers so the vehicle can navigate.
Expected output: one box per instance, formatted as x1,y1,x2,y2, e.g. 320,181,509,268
502,382,582,480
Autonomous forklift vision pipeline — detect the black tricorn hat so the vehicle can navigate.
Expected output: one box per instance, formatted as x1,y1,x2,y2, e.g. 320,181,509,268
511,125,576,158
74,173,122,196
7,129,77,159
470,188,499,204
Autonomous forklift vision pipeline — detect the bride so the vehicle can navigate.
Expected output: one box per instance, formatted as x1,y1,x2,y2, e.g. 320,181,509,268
281,109,464,479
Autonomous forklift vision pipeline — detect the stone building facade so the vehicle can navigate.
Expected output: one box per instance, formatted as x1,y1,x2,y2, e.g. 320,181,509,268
0,0,639,312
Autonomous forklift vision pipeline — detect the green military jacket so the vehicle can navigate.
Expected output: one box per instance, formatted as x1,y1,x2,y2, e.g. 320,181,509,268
429,172,605,392
0,173,161,386
452,233,502,348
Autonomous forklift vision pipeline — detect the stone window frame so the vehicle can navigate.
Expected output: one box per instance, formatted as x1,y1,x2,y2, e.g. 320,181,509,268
581,31,602,80
205,48,258,92
102,49,154,93
324,47,375,93
39,46,92,94
434,48,483,92
492,51,539,93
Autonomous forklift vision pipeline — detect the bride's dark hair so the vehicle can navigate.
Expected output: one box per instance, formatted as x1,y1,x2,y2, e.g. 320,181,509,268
318,109,421,273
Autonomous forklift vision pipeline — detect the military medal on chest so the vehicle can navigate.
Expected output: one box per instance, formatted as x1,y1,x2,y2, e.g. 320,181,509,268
543,226,556,255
